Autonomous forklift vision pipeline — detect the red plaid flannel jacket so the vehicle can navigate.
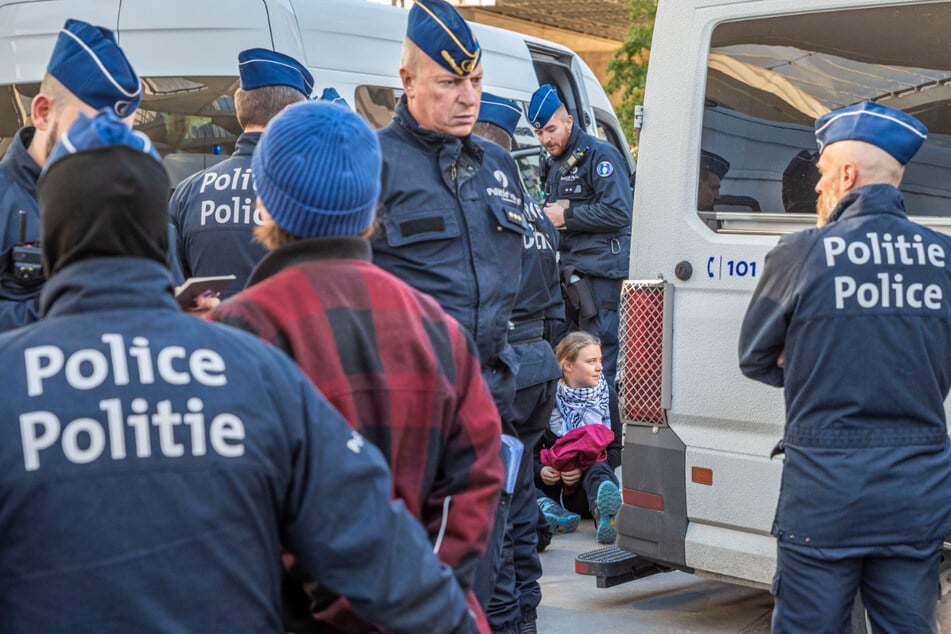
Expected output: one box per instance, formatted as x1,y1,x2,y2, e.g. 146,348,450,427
211,237,502,604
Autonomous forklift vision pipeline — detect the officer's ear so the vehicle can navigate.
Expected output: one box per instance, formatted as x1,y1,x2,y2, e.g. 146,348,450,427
564,113,573,130
31,93,54,131
399,66,416,98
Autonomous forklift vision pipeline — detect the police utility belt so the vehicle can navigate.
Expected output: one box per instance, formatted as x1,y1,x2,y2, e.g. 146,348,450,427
509,316,545,344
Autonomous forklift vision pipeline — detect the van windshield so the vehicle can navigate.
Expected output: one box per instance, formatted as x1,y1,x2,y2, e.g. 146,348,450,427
700,3,951,230
0,76,240,191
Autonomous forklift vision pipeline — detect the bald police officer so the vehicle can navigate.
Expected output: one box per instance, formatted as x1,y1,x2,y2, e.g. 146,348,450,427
0,109,479,634
371,0,529,438
169,49,312,298
370,3,533,626
739,101,951,632
529,84,632,386
0,19,142,331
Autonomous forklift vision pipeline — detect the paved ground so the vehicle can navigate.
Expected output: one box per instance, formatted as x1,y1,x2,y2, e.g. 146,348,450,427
535,520,774,633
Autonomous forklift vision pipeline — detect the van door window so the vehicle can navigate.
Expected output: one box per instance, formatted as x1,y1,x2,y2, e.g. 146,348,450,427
699,3,951,234
0,77,240,191
354,85,402,130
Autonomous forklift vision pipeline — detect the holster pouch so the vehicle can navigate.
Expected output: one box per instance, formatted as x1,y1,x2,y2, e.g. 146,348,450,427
560,267,599,326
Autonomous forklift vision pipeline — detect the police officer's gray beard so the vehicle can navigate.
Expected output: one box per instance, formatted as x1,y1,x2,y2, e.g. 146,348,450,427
816,191,838,227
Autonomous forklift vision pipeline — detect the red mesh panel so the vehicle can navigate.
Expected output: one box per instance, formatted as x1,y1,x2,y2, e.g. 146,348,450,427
617,282,667,424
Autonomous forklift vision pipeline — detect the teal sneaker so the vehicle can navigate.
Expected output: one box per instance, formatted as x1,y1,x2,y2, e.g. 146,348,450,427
595,481,622,544
537,495,580,534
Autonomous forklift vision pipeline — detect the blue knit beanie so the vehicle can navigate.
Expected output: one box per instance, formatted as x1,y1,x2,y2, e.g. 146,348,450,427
252,101,381,237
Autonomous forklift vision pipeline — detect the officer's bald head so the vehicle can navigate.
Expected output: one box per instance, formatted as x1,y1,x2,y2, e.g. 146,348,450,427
815,140,904,226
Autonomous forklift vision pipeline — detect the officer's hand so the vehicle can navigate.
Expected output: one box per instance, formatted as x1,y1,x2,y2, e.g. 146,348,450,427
777,348,785,368
540,466,561,485
561,468,582,486
185,293,221,318
543,203,566,229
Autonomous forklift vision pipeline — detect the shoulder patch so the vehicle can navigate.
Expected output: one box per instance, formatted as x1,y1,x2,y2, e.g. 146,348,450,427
596,161,614,177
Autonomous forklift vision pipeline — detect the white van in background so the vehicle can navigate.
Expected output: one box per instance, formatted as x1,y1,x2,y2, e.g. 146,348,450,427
611,0,951,622
0,0,633,195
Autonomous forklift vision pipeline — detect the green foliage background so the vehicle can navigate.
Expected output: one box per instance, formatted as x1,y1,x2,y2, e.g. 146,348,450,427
606,0,657,155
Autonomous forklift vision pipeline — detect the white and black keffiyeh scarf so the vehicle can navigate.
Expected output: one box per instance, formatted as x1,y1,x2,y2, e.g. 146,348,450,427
553,374,610,435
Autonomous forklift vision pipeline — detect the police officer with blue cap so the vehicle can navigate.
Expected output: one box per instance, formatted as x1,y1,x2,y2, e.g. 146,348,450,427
169,48,313,298
473,92,564,634
739,100,951,632
0,108,480,633
529,84,632,387
370,3,533,629
0,18,141,331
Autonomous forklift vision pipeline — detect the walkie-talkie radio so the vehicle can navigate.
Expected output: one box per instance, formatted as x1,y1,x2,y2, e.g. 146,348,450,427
11,210,44,288
557,146,589,178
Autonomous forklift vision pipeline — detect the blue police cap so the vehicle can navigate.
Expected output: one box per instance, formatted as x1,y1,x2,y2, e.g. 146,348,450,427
238,48,314,96
700,149,730,179
528,84,563,129
46,19,141,117
815,100,927,165
319,87,350,109
407,0,481,77
478,92,521,137
46,108,160,171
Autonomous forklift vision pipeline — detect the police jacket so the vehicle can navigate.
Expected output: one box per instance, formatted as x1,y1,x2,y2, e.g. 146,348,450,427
169,132,267,298
511,197,563,391
372,96,529,423
0,257,476,634
739,184,951,547
0,127,42,330
543,125,632,279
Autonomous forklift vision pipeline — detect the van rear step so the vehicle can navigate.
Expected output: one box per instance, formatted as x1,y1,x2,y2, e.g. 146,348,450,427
575,546,668,588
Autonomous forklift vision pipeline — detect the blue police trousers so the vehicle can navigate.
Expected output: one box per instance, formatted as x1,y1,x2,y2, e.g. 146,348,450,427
772,539,942,634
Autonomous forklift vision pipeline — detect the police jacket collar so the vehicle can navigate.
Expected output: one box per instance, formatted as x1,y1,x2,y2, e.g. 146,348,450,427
1,127,42,197
245,236,371,287
393,94,483,160
566,123,583,153
40,257,177,317
828,183,907,225
233,131,262,158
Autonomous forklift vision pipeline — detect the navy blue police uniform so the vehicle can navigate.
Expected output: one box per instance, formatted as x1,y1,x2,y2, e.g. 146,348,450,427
0,110,478,634
373,100,527,428
370,5,531,623
0,20,185,332
370,45,528,433
475,92,564,633
169,49,313,297
739,101,951,633
0,128,43,329
531,86,632,385
169,132,267,296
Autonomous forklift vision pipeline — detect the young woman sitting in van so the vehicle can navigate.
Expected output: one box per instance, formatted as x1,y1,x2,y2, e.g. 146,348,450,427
535,331,623,544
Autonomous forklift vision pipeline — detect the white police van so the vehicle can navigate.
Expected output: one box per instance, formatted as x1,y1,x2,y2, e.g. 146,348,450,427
0,0,633,195
607,0,951,628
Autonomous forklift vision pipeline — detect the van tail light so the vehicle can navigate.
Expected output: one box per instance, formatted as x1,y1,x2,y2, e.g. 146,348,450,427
617,280,672,425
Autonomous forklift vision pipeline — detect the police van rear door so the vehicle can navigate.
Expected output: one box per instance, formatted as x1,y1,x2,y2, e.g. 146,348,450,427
618,0,951,588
